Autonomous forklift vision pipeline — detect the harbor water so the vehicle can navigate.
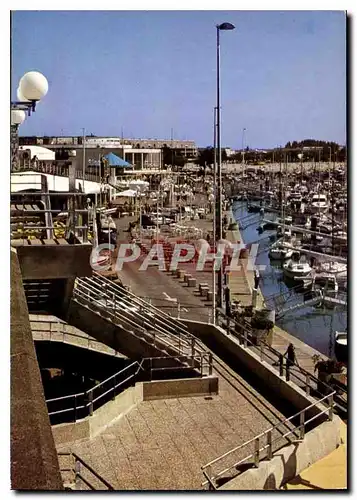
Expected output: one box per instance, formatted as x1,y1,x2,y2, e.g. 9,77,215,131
232,201,347,358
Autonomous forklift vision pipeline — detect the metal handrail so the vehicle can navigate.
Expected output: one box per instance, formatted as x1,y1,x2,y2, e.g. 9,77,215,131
58,451,114,490
201,391,335,489
74,276,201,357
47,353,212,421
216,310,332,396
32,323,119,356
92,271,191,338
87,274,191,342
47,361,142,418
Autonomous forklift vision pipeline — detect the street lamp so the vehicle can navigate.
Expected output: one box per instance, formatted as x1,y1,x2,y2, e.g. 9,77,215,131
241,127,246,175
11,71,48,170
215,21,235,310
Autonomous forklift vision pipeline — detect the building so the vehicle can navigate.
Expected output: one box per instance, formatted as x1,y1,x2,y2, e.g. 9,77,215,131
19,135,199,171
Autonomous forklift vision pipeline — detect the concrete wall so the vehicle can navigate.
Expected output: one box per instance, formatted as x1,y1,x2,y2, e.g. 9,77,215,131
52,384,143,445
220,415,342,490
142,376,219,400
15,243,93,280
68,299,170,359
11,249,64,490
68,299,193,362
182,319,327,422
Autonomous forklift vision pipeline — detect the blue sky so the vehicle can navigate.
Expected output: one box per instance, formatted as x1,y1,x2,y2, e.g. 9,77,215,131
11,10,346,148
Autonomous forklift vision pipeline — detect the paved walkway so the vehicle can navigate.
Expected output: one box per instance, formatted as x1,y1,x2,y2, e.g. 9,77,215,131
58,363,290,490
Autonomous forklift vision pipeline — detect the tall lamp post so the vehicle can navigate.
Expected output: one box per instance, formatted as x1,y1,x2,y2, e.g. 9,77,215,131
216,21,235,310
241,127,246,175
11,71,48,171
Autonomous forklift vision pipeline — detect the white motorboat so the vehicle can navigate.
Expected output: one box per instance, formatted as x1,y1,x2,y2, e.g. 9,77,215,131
269,245,293,261
283,260,313,279
310,194,329,214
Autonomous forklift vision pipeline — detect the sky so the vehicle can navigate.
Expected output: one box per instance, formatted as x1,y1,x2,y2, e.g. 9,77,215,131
11,10,346,148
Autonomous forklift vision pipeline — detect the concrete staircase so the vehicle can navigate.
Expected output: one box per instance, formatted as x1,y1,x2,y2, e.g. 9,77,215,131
69,272,205,369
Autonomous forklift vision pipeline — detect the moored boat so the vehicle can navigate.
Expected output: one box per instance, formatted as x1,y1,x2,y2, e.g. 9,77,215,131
283,260,313,279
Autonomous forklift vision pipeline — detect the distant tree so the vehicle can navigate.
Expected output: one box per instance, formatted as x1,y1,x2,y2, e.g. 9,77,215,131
196,147,227,168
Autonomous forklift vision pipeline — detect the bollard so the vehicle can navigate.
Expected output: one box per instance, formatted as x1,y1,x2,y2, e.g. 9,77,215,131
188,277,196,287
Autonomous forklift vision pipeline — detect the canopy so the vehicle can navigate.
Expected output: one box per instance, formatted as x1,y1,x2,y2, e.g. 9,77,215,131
104,152,132,167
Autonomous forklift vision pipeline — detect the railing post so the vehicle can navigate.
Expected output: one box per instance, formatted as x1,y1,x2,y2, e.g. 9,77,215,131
260,343,264,362
73,395,77,422
200,353,203,378
328,394,334,421
206,466,214,491
285,362,290,382
299,411,305,440
279,354,284,376
267,431,273,460
177,302,181,318
243,329,248,348
191,338,195,366
112,375,116,400
75,457,81,490
305,374,310,396
88,390,93,416
254,437,260,467
209,353,213,376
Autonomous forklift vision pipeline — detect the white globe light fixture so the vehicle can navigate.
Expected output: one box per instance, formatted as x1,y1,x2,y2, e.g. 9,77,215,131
19,71,48,101
11,109,26,126
17,86,29,102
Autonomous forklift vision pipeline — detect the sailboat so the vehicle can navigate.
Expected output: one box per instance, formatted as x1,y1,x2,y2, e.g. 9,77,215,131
269,180,293,261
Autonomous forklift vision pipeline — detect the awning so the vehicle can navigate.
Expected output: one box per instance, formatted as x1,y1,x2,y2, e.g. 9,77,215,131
104,152,132,167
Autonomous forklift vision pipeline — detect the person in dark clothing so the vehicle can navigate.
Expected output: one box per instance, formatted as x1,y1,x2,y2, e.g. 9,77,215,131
285,343,297,369
254,270,260,289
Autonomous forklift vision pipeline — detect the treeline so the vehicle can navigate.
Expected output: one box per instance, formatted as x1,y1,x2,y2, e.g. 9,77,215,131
230,139,346,164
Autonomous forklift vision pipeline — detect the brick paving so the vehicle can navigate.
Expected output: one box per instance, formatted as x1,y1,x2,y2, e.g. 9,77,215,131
58,363,290,490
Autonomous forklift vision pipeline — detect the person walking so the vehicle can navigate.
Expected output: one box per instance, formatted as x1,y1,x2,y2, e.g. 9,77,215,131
285,343,298,370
